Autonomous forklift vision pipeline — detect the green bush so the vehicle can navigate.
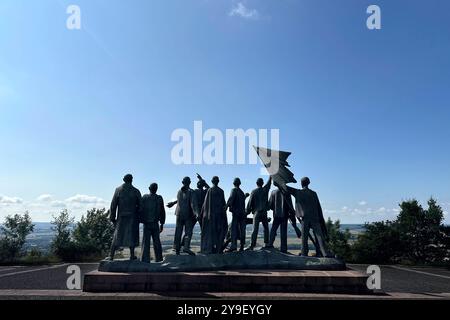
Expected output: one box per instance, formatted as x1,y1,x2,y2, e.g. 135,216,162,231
72,208,114,254
51,209,74,253
51,208,113,262
0,212,34,262
351,198,448,265
351,220,402,264
396,198,445,264
18,248,60,265
325,218,352,261
53,242,103,262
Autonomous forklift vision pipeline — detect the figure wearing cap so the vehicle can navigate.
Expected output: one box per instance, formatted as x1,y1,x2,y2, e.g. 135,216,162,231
167,177,199,255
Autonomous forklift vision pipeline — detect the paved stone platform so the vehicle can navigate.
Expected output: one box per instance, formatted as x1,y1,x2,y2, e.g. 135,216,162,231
2,290,450,300
83,269,371,294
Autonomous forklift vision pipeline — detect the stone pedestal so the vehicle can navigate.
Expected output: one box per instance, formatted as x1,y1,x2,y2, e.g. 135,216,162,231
84,249,370,294
83,269,371,294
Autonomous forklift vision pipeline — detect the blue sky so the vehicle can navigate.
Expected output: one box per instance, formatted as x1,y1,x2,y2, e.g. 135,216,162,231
1,0,449,224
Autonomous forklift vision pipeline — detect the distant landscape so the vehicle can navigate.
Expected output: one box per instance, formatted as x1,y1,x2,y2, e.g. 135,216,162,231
21,222,366,255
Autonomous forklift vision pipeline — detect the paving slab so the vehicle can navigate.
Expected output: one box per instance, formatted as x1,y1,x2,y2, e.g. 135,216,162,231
0,290,450,300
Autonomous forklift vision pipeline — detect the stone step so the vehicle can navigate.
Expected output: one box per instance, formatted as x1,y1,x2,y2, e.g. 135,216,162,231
83,269,372,294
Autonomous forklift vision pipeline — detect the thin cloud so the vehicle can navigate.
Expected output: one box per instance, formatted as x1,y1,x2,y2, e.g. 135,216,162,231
0,195,23,205
36,194,53,202
65,194,106,204
229,2,260,20
51,200,66,208
359,201,367,206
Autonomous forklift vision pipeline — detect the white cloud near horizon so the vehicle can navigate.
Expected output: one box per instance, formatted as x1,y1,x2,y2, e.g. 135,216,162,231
229,2,260,20
65,194,106,204
36,194,53,202
51,200,66,208
0,193,108,221
0,195,23,205
1,193,449,224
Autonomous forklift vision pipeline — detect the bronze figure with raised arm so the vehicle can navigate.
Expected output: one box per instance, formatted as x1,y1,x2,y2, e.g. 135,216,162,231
285,177,332,257
167,176,198,256
246,176,272,250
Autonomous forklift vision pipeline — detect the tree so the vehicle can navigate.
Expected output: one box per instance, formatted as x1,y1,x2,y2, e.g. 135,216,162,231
351,198,448,265
422,198,445,263
396,200,426,262
0,212,34,262
396,198,445,263
352,220,402,264
50,209,74,256
325,218,352,261
49,208,114,262
440,225,450,267
72,208,114,254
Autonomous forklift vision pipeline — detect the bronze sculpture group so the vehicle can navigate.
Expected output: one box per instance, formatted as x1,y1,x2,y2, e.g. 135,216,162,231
108,172,332,262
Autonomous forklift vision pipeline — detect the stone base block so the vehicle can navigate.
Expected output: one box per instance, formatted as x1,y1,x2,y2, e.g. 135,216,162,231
83,269,372,294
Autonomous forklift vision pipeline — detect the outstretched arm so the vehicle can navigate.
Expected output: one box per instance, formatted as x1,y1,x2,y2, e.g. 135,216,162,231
167,200,178,208
263,176,272,192
197,173,210,189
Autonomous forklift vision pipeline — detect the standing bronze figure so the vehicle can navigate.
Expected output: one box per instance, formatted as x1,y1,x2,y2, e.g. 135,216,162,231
140,183,165,263
167,177,198,256
267,187,295,253
225,178,249,252
200,176,228,254
193,173,210,228
286,177,331,257
108,174,142,260
246,177,272,250
171,174,209,250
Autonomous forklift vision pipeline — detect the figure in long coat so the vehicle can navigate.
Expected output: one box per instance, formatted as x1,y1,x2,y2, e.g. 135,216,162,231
109,174,142,260
286,177,331,257
200,176,228,254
